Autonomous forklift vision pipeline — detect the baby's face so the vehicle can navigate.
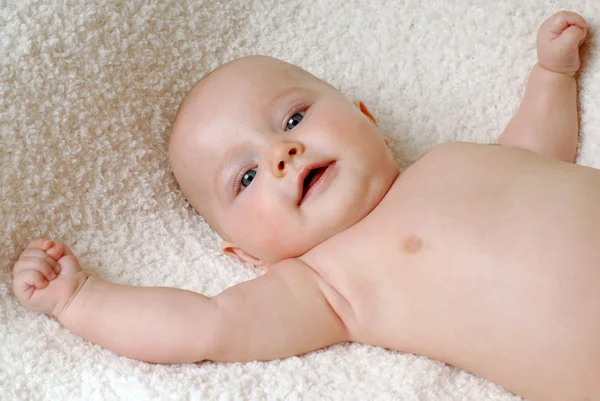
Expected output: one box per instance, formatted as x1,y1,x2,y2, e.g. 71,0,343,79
169,56,399,266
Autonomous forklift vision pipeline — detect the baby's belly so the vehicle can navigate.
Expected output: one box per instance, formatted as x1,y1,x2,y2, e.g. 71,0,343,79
310,143,600,398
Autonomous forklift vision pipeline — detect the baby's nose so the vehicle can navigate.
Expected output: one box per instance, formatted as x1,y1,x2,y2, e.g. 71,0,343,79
269,141,305,178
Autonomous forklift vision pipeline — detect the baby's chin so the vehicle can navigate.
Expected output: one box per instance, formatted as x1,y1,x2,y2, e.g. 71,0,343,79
224,231,317,266
249,208,378,263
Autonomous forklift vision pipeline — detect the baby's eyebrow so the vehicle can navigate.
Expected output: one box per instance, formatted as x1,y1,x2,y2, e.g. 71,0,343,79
267,86,309,116
273,86,305,102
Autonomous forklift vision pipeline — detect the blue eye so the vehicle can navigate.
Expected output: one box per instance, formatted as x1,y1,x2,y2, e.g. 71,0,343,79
241,168,257,189
285,111,305,131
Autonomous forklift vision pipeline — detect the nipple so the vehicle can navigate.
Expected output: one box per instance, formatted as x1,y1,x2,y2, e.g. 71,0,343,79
402,236,423,255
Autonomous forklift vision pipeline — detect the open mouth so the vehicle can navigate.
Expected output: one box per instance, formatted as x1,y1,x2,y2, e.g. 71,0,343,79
299,161,335,205
303,167,327,196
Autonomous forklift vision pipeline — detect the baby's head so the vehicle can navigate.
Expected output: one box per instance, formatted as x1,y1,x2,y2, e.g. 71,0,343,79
169,56,399,269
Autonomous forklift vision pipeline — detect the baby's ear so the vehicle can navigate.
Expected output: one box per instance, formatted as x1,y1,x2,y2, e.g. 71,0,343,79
353,99,388,145
221,241,269,271
353,99,377,126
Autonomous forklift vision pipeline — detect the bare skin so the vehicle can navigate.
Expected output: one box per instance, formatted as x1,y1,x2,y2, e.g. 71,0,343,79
12,11,596,401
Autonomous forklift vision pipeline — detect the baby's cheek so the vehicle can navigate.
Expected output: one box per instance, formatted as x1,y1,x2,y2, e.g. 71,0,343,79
256,217,288,248
234,209,284,255
252,217,302,261
237,195,307,261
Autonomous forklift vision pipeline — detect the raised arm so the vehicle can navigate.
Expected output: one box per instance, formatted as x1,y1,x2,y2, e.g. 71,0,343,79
498,11,588,162
13,239,348,364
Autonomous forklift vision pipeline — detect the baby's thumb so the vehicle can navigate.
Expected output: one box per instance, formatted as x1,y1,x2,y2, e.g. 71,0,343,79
57,254,82,274
556,25,586,49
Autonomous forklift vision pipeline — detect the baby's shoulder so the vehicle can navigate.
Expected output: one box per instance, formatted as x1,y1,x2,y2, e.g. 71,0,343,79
395,141,534,193
402,141,484,175
410,141,511,172
423,140,495,158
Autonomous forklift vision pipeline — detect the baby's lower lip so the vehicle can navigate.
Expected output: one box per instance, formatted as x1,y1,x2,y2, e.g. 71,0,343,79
299,161,336,206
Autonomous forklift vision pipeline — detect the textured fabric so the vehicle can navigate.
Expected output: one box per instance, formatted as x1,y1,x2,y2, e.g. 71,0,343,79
2,1,600,399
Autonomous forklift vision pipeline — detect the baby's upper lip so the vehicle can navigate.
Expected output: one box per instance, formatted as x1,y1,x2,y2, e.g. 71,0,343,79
296,160,335,205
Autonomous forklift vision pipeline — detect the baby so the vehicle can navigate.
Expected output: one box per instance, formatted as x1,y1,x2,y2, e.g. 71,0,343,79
12,11,597,401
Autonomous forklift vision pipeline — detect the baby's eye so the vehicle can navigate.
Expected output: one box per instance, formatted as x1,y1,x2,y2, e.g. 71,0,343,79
285,111,305,131
240,168,257,190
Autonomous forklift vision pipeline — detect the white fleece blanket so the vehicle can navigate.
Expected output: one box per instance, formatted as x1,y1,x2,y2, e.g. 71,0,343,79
3,1,600,399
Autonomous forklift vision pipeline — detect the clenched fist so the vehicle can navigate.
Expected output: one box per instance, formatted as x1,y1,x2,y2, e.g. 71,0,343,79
537,11,588,76
12,239,90,317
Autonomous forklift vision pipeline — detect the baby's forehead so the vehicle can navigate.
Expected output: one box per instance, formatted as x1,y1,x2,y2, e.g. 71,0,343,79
176,58,322,148
190,57,315,109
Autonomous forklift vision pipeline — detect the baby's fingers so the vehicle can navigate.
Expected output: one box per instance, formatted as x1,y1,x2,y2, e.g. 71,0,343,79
561,11,588,30
15,257,57,281
548,11,588,34
46,241,75,261
556,25,587,49
13,268,49,297
18,248,61,275
26,238,54,252
56,254,82,275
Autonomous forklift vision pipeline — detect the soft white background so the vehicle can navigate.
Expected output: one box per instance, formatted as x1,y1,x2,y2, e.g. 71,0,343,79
2,1,599,399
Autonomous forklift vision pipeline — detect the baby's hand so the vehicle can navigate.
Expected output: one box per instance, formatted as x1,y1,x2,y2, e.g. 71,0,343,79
537,11,588,76
12,239,90,317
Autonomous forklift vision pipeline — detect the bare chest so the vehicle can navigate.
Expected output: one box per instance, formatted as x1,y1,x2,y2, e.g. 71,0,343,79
305,143,600,360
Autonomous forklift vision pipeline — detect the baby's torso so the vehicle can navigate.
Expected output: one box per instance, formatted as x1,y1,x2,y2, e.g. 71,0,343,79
301,142,600,399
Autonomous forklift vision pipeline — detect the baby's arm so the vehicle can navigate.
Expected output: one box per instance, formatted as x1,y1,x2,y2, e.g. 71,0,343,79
13,239,347,364
498,11,588,162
